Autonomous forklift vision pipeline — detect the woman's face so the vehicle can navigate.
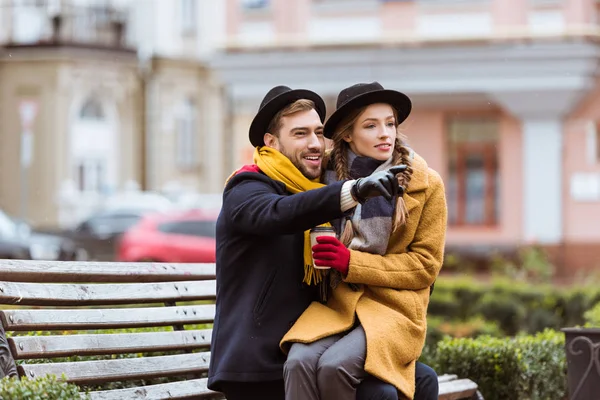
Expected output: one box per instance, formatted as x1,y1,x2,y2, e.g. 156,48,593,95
344,103,397,161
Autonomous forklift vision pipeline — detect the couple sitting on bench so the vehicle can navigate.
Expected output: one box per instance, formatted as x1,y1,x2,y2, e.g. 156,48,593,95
208,82,447,400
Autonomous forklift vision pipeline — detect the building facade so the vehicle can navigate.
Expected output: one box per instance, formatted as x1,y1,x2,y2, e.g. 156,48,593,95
212,0,600,272
0,0,227,228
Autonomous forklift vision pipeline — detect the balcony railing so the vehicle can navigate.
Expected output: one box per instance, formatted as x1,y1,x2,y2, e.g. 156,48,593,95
3,1,130,50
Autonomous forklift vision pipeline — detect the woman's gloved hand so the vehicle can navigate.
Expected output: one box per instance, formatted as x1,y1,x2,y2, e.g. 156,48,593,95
312,236,350,276
351,164,407,203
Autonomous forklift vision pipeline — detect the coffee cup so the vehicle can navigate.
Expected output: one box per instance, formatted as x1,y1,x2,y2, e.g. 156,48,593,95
309,226,337,270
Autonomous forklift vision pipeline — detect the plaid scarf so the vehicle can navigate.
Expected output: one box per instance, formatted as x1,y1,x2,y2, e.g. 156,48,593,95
323,150,396,290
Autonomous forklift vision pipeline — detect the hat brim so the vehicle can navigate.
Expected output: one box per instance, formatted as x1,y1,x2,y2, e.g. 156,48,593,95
323,90,412,139
249,89,327,147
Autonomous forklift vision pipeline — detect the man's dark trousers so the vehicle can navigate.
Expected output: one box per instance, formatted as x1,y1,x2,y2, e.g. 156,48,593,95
220,361,438,400
356,362,439,400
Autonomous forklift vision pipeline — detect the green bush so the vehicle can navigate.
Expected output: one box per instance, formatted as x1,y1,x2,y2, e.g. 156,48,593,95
425,329,566,400
584,302,600,326
426,290,461,318
0,375,88,400
474,292,527,336
9,325,213,391
426,316,502,346
428,276,600,335
490,246,555,284
440,252,476,274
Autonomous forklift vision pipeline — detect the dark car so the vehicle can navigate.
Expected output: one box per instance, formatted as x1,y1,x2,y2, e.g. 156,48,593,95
2,211,86,261
59,209,152,261
27,230,86,261
0,236,31,259
0,211,31,259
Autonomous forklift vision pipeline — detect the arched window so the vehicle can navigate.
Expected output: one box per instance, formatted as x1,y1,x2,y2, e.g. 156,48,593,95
79,97,105,120
176,97,198,169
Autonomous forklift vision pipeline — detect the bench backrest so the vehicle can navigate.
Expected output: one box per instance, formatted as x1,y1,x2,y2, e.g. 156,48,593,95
0,259,219,399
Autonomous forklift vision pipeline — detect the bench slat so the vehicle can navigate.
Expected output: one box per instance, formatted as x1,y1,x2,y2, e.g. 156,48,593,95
0,260,215,283
0,280,215,306
9,329,212,359
1,305,215,331
86,378,223,400
19,352,211,384
437,374,458,383
438,378,478,400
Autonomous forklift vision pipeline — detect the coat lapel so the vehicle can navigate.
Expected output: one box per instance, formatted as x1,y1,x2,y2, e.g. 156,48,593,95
403,194,421,215
402,151,429,214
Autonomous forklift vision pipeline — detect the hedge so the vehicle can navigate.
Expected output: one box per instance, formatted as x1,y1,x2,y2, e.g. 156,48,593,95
428,277,600,335
426,315,502,346
8,325,212,391
0,375,88,400
420,329,567,400
584,302,600,326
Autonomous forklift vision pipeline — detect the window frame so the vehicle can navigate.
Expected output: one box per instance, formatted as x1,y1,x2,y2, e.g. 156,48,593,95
453,142,498,226
447,117,500,227
175,98,199,170
241,0,270,11
595,121,600,164
180,0,197,35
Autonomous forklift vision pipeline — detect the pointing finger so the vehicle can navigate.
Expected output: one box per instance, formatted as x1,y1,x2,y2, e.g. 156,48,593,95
388,165,408,175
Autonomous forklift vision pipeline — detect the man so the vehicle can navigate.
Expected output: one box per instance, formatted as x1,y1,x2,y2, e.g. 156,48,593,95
207,85,435,399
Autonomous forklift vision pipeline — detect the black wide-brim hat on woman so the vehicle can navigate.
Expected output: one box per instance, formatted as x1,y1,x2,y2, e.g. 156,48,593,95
249,85,327,147
323,82,412,139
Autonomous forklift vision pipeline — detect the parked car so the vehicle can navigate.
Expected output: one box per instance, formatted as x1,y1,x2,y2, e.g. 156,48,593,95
117,209,218,263
57,209,153,261
0,210,30,259
0,209,83,261
0,237,31,260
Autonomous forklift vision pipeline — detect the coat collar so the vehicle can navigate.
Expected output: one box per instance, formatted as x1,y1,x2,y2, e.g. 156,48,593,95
406,150,429,194
403,150,430,214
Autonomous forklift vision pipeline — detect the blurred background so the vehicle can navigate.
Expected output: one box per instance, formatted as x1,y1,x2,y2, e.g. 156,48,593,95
0,0,599,278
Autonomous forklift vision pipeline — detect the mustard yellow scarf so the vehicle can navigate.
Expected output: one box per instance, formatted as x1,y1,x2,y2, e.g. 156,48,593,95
253,146,331,286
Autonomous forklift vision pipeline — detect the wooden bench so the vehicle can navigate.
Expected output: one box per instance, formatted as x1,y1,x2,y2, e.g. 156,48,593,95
438,374,481,400
0,259,480,399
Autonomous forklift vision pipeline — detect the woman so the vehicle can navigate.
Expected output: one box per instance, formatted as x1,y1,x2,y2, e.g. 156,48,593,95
281,82,447,400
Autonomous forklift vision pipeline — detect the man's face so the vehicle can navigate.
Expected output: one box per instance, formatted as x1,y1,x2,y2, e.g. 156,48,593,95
265,109,325,180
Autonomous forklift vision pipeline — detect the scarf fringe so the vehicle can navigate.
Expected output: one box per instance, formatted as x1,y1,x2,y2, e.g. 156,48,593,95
303,263,325,286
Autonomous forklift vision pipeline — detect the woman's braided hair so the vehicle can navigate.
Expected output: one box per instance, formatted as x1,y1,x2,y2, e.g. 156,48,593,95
329,105,413,241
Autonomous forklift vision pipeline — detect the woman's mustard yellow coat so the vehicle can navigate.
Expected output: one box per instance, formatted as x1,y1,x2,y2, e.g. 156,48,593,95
281,152,447,399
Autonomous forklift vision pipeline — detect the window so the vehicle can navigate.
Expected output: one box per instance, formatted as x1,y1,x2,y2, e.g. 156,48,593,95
596,122,600,163
180,0,197,34
176,98,198,169
79,97,105,120
241,0,269,10
313,0,379,12
416,0,488,4
158,220,217,239
447,118,500,226
76,159,106,193
77,212,143,237
11,0,46,44
314,0,370,2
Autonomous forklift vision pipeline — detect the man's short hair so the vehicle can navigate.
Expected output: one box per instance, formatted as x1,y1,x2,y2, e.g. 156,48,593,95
266,99,316,136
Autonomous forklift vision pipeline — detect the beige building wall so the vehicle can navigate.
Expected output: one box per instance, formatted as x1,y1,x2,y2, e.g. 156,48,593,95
145,57,226,194
0,49,143,227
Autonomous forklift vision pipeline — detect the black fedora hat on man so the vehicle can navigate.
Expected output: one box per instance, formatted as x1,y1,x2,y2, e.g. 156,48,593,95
323,82,412,139
248,85,327,147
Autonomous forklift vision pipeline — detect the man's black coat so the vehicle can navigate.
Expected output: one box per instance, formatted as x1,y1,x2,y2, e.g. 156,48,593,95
207,171,346,390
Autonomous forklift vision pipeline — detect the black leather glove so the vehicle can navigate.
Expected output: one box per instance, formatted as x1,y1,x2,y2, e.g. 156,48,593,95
350,165,407,203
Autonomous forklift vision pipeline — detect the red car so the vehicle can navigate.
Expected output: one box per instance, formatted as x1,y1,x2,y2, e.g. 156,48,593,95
117,209,218,263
